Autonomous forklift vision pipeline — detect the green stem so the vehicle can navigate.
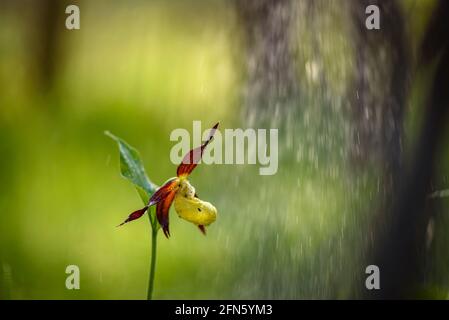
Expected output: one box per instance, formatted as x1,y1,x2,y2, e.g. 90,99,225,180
147,227,157,300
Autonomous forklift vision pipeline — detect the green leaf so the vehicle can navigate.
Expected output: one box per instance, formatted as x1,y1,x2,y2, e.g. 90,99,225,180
105,131,157,202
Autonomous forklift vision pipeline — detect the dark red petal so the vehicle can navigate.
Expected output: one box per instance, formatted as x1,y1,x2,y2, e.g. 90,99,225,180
156,190,176,238
198,225,206,235
148,178,178,206
117,206,148,227
177,122,219,177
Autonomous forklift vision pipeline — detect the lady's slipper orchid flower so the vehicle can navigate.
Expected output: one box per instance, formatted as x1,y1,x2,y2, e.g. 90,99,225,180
118,123,219,238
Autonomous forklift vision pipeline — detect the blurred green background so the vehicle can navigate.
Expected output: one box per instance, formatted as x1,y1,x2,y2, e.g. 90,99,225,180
0,0,448,299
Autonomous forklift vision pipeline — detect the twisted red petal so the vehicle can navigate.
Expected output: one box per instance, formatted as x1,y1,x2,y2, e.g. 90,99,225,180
198,225,206,235
177,122,219,177
148,177,179,206
118,178,178,228
117,206,149,227
156,189,177,238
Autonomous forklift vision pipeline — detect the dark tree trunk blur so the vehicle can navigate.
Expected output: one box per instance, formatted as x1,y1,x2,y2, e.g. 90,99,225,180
366,0,449,299
31,0,65,94
0,0,64,93
349,0,410,182
235,0,299,128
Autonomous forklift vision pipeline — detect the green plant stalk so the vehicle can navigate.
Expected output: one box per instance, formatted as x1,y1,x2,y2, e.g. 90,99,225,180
147,212,158,300
106,131,159,300
144,200,159,300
